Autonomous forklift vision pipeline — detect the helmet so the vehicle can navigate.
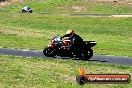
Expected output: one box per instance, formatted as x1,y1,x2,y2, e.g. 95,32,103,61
66,30,74,35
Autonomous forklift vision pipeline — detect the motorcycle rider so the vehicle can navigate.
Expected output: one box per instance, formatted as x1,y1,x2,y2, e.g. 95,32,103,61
23,6,29,11
61,29,86,58
22,6,32,13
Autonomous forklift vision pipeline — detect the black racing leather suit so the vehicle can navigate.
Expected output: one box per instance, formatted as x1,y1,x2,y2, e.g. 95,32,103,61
61,33,85,57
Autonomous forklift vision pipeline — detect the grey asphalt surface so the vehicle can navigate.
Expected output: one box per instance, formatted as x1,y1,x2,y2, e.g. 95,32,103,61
1,12,132,17
0,48,132,66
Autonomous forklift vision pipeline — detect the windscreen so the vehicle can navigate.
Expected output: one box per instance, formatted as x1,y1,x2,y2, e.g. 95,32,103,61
53,36,61,42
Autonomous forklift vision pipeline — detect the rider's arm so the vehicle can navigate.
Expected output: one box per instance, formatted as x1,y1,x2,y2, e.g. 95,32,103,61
61,34,69,39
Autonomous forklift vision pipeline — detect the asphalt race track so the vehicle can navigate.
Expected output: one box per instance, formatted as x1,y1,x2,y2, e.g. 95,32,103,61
0,48,132,66
1,12,132,17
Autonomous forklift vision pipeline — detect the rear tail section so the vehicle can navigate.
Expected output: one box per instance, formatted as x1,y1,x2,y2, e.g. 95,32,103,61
84,41,96,47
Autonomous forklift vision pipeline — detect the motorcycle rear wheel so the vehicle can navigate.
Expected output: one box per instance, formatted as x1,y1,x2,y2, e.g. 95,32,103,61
82,48,93,60
29,10,32,13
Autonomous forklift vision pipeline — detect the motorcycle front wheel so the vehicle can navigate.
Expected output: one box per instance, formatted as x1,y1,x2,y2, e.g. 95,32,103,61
22,10,26,13
43,47,56,57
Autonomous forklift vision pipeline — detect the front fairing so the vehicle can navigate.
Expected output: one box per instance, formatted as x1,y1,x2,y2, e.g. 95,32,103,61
48,41,61,49
48,44,54,48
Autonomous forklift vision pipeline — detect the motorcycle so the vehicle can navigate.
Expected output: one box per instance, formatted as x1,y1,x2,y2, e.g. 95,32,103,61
43,36,96,60
22,7,32,13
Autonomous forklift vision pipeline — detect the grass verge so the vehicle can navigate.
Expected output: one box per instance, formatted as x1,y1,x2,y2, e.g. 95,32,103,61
0,0,132,14
0,55,132,88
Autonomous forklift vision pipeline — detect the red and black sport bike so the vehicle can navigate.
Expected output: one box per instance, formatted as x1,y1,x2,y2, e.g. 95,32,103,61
43,36,96,60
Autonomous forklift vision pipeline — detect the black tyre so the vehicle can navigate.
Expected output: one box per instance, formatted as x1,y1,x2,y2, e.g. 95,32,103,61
30,10,32,13
76,75,87,85
43,47,56,57
82,48,93,60
22,10,26,13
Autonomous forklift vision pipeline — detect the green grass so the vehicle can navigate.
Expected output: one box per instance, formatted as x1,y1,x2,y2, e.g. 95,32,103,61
0,0,132,14
0,1,132,88
0,13,132,57
0,55,132,88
